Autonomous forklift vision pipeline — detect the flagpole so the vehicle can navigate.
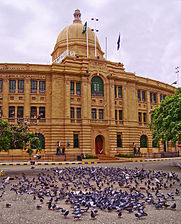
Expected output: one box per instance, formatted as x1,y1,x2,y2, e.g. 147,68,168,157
66,26,69,54
105,37,107,60
176,66,179,88
87,23,89,58
95,32,96,57
91,18,99,57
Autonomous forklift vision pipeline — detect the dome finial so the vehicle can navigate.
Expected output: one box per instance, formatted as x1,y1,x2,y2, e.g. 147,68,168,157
73,9,82,24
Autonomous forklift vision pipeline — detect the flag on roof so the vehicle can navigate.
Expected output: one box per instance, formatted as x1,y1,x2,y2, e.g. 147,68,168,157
82,21,87,34
171,81,177,85
117,33,121,50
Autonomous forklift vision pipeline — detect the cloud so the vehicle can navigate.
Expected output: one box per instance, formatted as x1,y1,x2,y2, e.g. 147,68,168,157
0,0,181,84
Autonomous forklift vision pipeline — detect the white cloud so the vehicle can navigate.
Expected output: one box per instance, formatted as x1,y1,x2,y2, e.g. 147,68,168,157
0,0,181,84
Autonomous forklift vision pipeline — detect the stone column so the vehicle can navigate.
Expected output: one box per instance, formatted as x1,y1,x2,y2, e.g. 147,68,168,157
64,77,70,124
81,75,89,124
51,74,65,124
45,76,52,122
108,78,115,125
24,77,30,119
2,78,9,120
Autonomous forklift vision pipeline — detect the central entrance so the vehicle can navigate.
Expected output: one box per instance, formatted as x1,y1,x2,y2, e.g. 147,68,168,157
95,135,104,154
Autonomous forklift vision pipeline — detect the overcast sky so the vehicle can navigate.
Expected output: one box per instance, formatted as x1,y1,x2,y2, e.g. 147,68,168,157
0,0,181,85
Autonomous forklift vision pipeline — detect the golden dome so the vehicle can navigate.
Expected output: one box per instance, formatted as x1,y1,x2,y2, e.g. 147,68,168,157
51,9,104,61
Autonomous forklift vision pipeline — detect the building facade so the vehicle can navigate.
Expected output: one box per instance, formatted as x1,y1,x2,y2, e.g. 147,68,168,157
0,10,176,157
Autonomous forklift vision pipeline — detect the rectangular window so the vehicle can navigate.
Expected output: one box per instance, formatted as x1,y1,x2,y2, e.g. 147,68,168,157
9,106,15,118
114,86,117,98
99,109,103,119
9,80,16,93
138,112,142,123
70,82,74,95
31,80,37,93
160,94,163,102
17,106,23,118
142,91,146,102
118,86,122,98
119,110,122,120
0,106,2,118
39,107,45,118
0,80,3,92
76,82,81,95
39,81,46,93
153,93,157,104
77,108,81,119
117,135,122,147
31,107,37,118
70,107,74,119
150,92,153,103
137,90,141,101
115,110,117,120
73,134,79,148
160,94,166,102
18,80,24,93
91,108,97,119
143,113,146,123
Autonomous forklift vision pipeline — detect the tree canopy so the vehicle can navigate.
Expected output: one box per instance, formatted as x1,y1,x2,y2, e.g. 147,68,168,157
0,118,42,155
150,88,181,144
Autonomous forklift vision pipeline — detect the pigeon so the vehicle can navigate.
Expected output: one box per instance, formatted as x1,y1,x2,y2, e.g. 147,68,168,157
2,165,180,222
36,204,42,210
135,212,143,218
171,203,176,210
175,189,180,195
91,210,96,218
64,210,69,217
6,203,11,208
118,211,122,217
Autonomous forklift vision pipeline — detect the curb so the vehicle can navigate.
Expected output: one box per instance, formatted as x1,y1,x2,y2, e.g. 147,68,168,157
0,157,180,166
132,157,181,163
0,161,101,166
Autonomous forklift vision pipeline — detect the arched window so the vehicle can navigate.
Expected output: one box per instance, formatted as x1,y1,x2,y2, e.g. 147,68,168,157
140,135,148,148
91,76,104,96
37,133,45,149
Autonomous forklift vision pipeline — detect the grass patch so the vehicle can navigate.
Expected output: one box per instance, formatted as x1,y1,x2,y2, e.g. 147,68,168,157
84,154,98,159
115,153,135,158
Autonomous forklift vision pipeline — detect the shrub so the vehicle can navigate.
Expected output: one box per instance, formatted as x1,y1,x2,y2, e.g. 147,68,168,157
84,154,98,159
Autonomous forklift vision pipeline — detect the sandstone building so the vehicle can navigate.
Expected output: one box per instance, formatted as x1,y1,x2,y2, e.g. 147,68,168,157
0,10,176,158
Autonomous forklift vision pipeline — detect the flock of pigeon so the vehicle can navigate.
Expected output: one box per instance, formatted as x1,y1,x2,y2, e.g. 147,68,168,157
0,166,180,221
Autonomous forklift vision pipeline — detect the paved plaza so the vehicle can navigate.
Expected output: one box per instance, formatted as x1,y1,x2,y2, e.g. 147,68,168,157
0,159,181,224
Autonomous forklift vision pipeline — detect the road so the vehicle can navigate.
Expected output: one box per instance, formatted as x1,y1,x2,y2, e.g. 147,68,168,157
0,159,181,224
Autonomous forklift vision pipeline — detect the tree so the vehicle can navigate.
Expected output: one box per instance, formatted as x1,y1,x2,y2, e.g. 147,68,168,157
150,88,181,144
0,119,11,151
0,118,42,155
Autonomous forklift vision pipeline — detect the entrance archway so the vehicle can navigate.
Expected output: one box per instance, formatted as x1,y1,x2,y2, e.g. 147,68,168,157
95,135,104,154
